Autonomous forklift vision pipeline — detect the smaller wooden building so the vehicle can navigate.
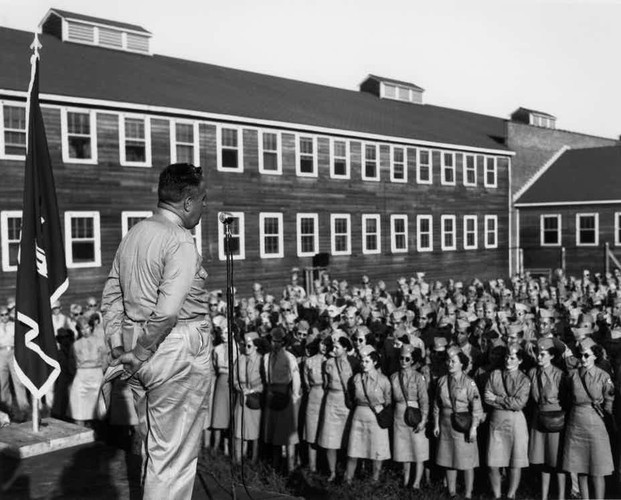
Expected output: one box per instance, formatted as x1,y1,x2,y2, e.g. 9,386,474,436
514,145,621,276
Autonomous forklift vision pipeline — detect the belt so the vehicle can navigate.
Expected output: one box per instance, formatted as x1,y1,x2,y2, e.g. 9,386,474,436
0,346,13,351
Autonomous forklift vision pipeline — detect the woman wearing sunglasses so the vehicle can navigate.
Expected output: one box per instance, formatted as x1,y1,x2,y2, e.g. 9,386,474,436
317,333,355,481
562,337,615,500
391,344,428,490
232,331,263,464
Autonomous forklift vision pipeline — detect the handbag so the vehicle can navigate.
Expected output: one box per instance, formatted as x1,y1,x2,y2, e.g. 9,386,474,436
362,375,393,429
535,370,565,433
335,358,354,410
448,375,472,433
399,371,422,428
245,392,262,410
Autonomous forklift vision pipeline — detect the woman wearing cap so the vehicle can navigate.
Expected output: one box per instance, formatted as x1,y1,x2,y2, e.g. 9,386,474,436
68,316,106,426
528,338,569,500
263,327,301,472
391,345,428,490
345,346,392,483
484,345,531,500
302,335,329,472
562,338,615,500
433,346,482,500
232,332,263,463
317,334,355,481
210,315,236,455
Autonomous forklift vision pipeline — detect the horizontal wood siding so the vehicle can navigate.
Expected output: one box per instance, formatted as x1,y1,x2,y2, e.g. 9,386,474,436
0,103,510,305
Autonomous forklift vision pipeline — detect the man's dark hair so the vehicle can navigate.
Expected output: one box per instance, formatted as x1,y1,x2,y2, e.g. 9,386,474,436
158,163,203,203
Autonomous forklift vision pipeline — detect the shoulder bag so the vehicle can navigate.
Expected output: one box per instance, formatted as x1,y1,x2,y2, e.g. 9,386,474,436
536,369,565,433
399,371,422,428
362,375,393,429
448,375,472,433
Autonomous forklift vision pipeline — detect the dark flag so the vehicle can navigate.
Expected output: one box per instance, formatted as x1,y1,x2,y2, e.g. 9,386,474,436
14,38,68,399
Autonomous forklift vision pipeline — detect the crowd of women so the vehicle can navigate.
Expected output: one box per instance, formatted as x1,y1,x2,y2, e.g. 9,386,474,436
201,269,621,500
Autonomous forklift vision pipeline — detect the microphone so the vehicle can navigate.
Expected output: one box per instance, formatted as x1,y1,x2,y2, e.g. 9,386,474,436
218,212,235,224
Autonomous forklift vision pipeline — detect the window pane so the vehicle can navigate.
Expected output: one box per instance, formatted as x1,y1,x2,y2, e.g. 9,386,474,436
263,152,278,171
176,145,194,163
72,242,95,262
222,128,238,147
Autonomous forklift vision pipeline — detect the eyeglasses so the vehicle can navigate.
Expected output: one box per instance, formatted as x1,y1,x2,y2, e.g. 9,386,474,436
87,304,97,308
400,356,412,362
0,313,8,317
209,303,218,307
354,337,365,343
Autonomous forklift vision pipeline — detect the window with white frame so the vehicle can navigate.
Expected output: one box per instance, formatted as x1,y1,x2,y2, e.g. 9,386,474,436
363,143,379,181
576,213,598,246
441,152,456,185
171,121,198,165
297,135,317,176
331,214,351,255
362,214,381,254
440,215,456,251
391,146,406,182
416,215,433,252
417,148,431,184
463,215,478,250
484,215,498,249
540,214,561,246
616,213,621,246
297,213,319,257
218,126,243,172
331,139,349,178
62,109,97,163
1,103,27,158
120,115,151,166
64,211,101,268
259,130,281,174
121,211,153,237
217,212,245,260
259,213,284,258
484,156,497,188
463,154,476,186
1,210,22,272
390,215,408,253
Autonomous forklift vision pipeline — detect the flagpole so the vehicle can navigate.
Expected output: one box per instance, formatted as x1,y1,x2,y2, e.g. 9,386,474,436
32,396,39,432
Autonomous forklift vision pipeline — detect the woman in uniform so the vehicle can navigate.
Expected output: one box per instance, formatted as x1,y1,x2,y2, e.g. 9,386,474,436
391,344,429,490
302,336,329,472
345,346,392,483
317,334,354,481
528,337,568,500
232,331,263,463
484,344,530,500
562,337,615,500
211,315,235,455
433,346,482,500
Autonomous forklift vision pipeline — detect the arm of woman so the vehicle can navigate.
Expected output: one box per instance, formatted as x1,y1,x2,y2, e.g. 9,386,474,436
432,379,441,437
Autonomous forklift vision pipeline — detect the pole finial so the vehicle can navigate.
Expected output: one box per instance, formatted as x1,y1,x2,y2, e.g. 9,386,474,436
30,33,42,63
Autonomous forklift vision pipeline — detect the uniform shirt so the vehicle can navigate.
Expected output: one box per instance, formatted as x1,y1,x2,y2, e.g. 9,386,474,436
263,349,302,397
213,342,237,375
235,353,263,393
303,353,325,390
390,366,429,421
568,366,615,414
433,373,484,425
101,210,209,361
485,369,530,411
352,370,392,407
0,320,15,348
528,364,568,412
323,356,354,392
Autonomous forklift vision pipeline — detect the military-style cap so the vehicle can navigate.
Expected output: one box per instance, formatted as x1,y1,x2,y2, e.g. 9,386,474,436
514,303,529,313
433,337,448,351
537,337,555,351
446,345,461,358
358,345,376,357
539,308,555,319
244,331,259,342
400,344,415,356
270,327,286,342
579,337,597,352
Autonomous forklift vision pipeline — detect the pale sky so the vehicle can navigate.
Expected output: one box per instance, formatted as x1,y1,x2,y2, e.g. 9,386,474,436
1,0,620,139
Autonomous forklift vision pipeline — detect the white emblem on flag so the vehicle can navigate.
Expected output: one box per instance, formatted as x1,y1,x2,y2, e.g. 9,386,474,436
35,243,48,278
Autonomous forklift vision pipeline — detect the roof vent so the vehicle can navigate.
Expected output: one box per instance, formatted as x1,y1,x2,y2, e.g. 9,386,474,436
510,107,556,129
39,8,152,55
360,75,424,104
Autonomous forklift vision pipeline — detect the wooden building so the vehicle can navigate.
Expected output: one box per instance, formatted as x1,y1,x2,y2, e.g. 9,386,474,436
0,9,514,304
514,145,621,276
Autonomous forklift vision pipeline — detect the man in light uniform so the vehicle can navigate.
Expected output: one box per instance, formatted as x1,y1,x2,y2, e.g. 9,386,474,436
102,163,211,500
0,305,29,413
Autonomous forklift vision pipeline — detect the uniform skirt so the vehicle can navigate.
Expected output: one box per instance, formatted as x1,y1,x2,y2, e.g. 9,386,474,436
528,408,563,468
69,367,103,420
562,405,613,476
211,373,231,429
487,409,529,468
393,402,429,463
317,389,350,449
436,408,479,470
304,385,324,443
263,384,299,446
347,405,390,460
234,393,261,440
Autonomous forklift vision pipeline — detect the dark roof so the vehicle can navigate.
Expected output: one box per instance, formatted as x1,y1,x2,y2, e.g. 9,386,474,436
45,8,151,34
516,146,621,204
0,27,508,152
512,107,556,119
364,74,424,92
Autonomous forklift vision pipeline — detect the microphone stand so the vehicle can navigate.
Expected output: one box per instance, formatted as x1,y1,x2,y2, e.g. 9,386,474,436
223,220,237,500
